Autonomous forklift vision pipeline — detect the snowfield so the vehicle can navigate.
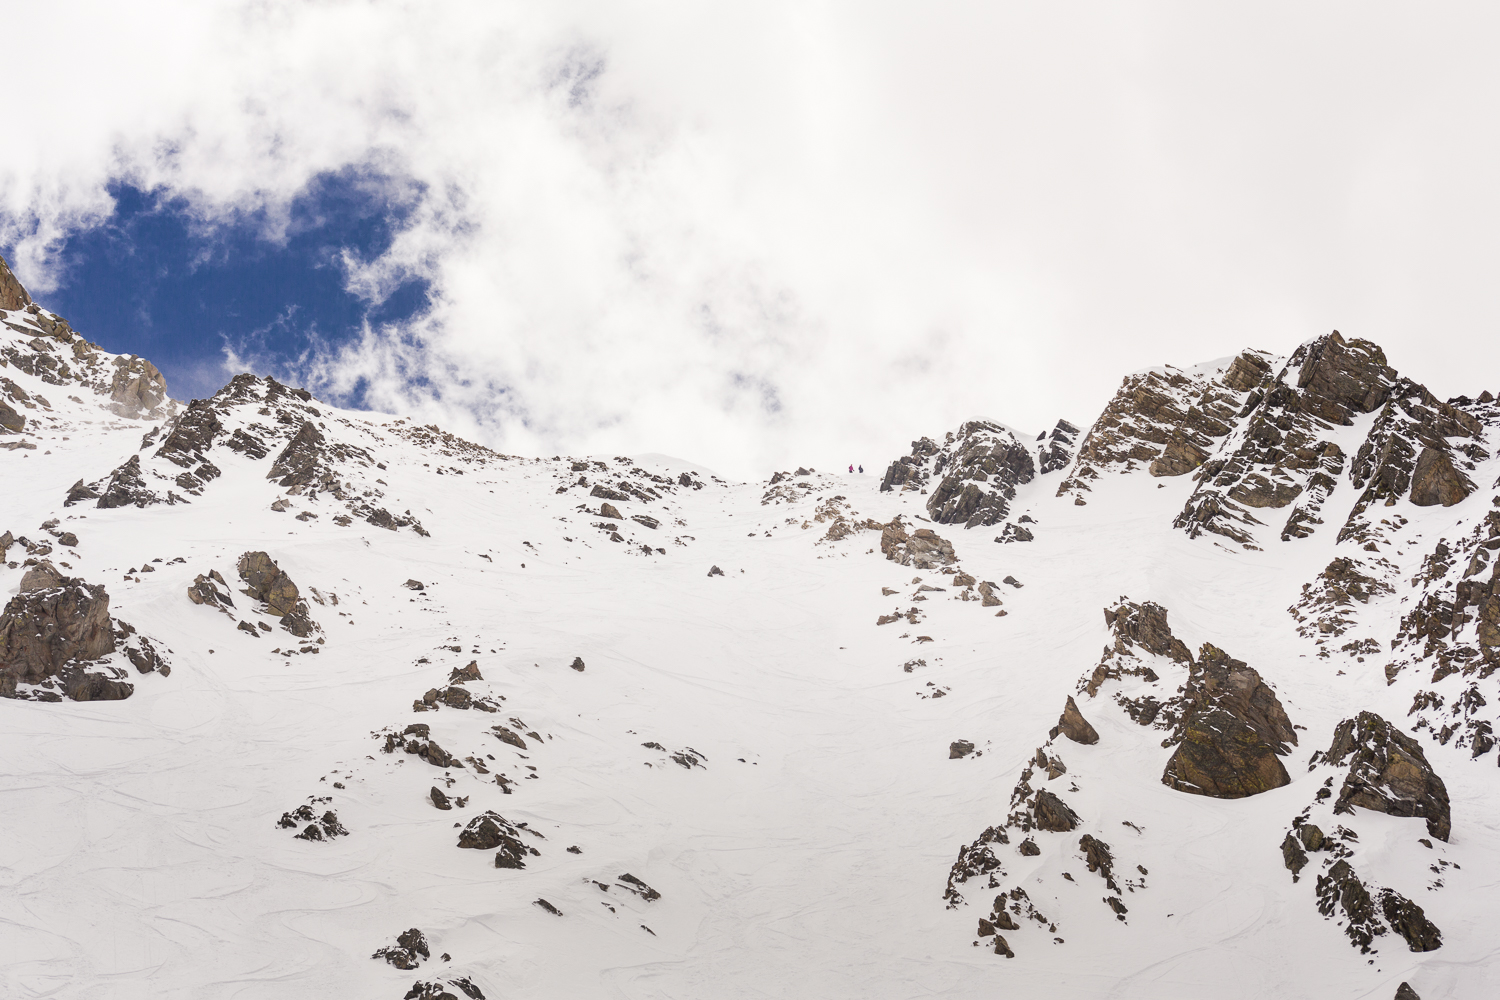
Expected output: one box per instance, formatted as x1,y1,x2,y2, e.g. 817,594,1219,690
2,282,1497,1000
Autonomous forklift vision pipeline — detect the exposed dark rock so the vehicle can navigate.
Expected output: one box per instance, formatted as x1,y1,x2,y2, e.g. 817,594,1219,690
108,355,169,418
1314,712,1451,841
1280,831,1308,878
949,740,975,759
0,399,23,433
942,825,1009,905
1051,696,1100,745
266,421,327,487
18,560,65,591
430,786,452,810
55,531,78,547
1409,446,1471,507
600,502,623,520
1162,709,1290,798
880,420,1067,527
457,811,539,868
879,518,957,569
450,661,482,683
533,898,562,915
1058,355,1254,505
617,873,661,901
1315,860,1442,954
1032,790,1080,832
237,551,301,616
0,253,31,311
277,804,348,841
372,928,430,970
1103,601,1193,663
405,979,486,1000
707,565,724,577
154,399,222,487
82,455,166,509
1176,643,1297,753
492,726,527,750
1078,834,1119,893
405,579,425,591
1395,984,1421,1000
187,570,235,611
0,574,116,695
570,656,586,672
591,484,629,503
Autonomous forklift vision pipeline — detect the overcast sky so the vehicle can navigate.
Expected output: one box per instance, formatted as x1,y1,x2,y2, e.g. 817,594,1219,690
3,2,1498,478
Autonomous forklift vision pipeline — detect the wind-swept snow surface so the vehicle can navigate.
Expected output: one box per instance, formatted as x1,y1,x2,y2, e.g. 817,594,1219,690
2,261,1497,999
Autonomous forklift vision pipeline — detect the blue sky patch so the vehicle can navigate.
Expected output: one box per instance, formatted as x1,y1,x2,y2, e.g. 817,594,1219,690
33,169,430,404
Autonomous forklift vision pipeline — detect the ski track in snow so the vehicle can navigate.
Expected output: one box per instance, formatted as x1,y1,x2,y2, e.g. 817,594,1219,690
3,346,1498,999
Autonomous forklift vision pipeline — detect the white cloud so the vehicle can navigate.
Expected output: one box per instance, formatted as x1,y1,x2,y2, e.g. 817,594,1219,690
4,1,1500,477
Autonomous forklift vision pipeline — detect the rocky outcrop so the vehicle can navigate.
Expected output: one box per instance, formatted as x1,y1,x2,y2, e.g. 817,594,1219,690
0,253,32,311
1031,789,1080,832
881,418,1075,528
1337,379,1481,544
1315,860,1442,954
266,421,328,488
154,399,223,494
108,355,169,418
1287,556,1395,647
1036,420,1081,474
1154,638,1295,797
0,398,23,433
65,454,178,509
1103,601,1193,664
1172,333,1398,546
1313,712,1451,841
237,551,321,638
187,570,236,611
0,573,119,698
1162,709,1290,798
878,518,957,568
372,928,430,970
237,551,301,616
457,811,540,869
277,804,348,841
1174,643,1297,752
1409,446,1471,507
1058,354,1259,503
1050,696,1100,745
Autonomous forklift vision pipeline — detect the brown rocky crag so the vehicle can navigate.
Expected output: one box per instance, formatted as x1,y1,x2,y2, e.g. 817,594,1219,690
1313,712,1451,841
0,571,127,700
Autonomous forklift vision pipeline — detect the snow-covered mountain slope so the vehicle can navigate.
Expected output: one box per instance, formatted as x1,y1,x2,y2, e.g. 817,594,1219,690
3,257,1497,1000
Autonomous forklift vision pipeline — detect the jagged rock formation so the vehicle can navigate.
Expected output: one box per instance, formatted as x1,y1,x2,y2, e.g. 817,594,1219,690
881,418,1076,528
1315,859,1442,954
1288,557,1395,643
457,811,540,869
373,928,431,969
1162,708,1290,798
878,517,957,568
1313,712,1451,841
1051,696,1100,745
0,571,127,700
0,253,31,311
1152,332,1486,549
1057,352,1264,502
237,551,321,638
